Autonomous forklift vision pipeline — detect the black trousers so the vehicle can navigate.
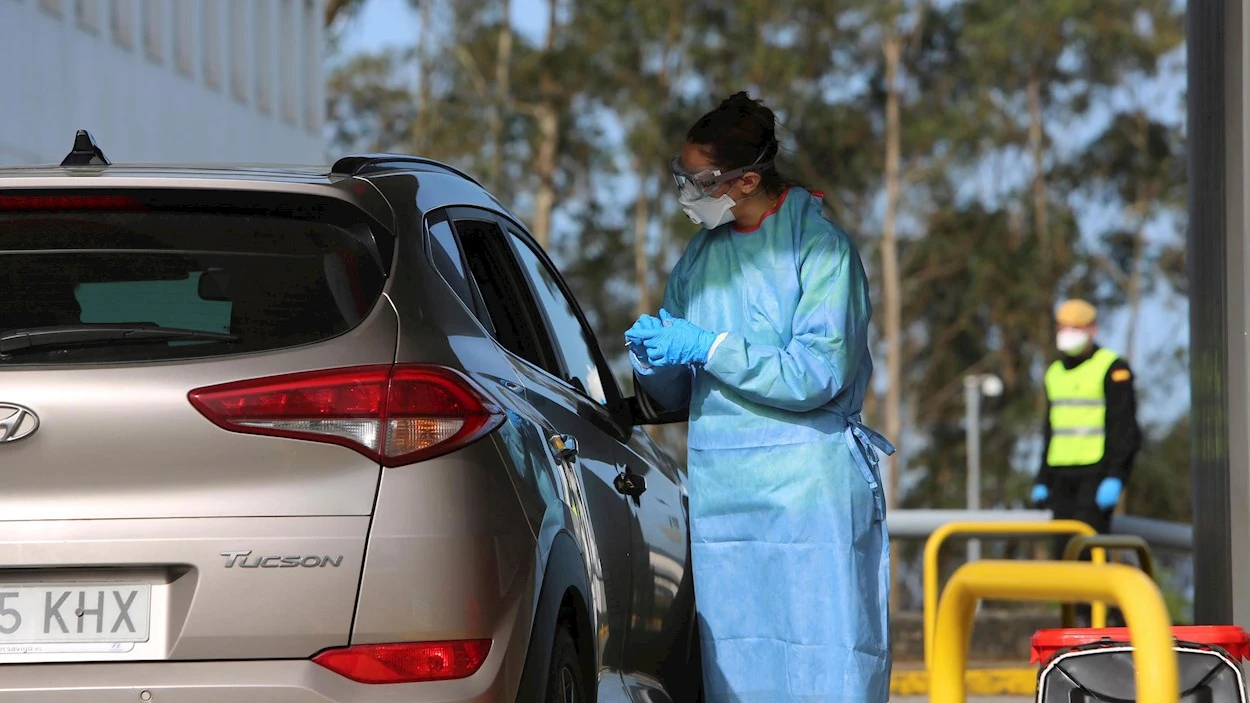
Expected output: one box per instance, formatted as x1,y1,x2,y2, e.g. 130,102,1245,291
1045,466,1124,627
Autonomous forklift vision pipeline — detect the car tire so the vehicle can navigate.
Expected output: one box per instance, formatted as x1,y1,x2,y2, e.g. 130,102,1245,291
545,625,586,703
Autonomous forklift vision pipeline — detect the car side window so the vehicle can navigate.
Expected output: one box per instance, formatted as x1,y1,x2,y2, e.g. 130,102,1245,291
451,214,557,374
425,215,475,312
423,211,496,337
505,230,611,406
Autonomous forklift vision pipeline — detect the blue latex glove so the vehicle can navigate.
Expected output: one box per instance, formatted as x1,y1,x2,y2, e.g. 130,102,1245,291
625,313,663,343
634,309,718,367
1030,484,1049,505
625,314,663,365
1095,477,1123,511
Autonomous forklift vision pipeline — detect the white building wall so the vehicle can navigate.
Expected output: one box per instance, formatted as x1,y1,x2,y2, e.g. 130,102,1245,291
0,0,327,166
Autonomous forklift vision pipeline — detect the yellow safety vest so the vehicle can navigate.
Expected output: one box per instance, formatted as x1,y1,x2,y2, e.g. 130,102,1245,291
1044,348,1119,467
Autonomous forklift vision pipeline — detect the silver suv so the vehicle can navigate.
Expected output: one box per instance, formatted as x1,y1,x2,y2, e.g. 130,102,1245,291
0,132,699,702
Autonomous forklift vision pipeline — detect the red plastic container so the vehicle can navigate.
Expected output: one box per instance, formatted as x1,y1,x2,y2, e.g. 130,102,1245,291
1031,625,1250,664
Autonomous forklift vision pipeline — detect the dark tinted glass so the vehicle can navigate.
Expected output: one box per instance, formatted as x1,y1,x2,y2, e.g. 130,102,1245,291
455,218,552,371
0,212,386,365
426,218,474,312
507,234,608,405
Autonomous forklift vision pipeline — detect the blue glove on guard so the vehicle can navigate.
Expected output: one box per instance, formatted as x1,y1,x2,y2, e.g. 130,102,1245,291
1030,484,1048,505
1095,477,1122,511
633,309,718,367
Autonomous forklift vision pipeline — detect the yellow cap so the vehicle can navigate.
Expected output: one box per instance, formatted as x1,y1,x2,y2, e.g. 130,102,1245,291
1056,299,1097,327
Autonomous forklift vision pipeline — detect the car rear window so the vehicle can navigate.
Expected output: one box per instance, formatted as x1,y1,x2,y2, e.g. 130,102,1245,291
0,210,387,365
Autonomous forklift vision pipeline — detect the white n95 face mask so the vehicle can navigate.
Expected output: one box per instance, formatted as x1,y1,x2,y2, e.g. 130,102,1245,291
679,192,737,229
1056,329,1090,354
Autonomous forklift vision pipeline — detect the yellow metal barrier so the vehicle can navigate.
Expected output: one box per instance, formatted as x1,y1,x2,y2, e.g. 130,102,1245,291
1061,534,1157,628
923,520,1103,666
930,561,1177,703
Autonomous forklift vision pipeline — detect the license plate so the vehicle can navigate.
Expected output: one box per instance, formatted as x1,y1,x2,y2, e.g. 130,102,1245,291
0,584,150,644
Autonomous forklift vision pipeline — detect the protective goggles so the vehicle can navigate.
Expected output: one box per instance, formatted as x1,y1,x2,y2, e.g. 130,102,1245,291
670,153,774,200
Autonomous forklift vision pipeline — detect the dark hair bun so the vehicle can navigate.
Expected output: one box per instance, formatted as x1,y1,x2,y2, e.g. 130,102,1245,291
684,92,799,197
717,92,775,129
687,91,780,174
719,91,758,111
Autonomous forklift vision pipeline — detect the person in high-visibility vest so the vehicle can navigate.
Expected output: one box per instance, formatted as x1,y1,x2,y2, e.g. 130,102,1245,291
1032,298,1142,625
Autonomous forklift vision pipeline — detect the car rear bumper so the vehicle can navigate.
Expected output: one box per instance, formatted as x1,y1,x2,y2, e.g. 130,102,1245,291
0,658,512,702
0,558,536,703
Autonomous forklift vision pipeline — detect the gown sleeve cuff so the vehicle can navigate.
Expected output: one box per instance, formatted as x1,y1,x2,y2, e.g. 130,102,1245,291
705,332,729,363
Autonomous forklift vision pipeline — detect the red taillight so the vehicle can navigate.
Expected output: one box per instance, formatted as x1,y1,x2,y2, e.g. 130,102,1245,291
187,365,505,467
312,639,492,684
0,194,145,211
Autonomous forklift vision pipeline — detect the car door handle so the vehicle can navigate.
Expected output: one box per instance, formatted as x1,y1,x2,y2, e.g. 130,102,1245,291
549,433,578,461
614,464,647,502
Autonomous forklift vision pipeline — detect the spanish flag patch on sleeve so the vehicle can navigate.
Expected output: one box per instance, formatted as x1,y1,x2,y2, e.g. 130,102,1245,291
1111,368,1132,382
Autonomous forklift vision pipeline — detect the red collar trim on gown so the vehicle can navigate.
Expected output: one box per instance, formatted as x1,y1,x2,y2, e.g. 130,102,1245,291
732,187,791,234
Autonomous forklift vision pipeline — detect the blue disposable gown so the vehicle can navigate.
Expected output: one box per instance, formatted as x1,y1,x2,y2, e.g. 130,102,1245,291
633,187,894,702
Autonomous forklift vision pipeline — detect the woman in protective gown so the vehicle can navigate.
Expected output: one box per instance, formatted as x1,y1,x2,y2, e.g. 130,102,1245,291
626,92,894,703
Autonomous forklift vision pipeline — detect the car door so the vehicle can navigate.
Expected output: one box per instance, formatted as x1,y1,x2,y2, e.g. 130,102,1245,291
445,207,637,695
617,432,694,701
488,219,694,701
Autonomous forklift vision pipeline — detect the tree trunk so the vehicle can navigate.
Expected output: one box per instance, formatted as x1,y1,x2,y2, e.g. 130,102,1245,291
882,17,905,613
1120,213,1146,526
1027,64,1049,269
1125,224,1146,362
1027,63,1051,419
411,0,434,154
640,0,680,313
532,103,558,250
529,0,560,249
634,164,652,317
489,0,513,191
882,33,903,508
1124,112,1152,364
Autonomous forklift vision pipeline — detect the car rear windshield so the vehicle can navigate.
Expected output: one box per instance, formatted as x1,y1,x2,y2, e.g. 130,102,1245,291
0,208,388,366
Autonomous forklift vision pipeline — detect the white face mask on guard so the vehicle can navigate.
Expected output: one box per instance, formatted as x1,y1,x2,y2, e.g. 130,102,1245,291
1056,329,1091,354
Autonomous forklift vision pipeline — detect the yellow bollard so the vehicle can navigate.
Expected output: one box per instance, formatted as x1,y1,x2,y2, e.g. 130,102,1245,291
929,561,1177,703
922,520,1102,667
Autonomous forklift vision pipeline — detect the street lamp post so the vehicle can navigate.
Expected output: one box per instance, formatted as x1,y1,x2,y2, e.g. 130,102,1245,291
963,373,1003,562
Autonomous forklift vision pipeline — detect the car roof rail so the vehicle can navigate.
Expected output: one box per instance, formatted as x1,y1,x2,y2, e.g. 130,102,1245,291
331,154,482,186
61,129,111,166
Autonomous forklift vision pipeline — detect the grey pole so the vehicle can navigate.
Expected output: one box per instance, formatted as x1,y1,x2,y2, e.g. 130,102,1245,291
1187,0,1248,626
964,376,982,562
963,374,1001,563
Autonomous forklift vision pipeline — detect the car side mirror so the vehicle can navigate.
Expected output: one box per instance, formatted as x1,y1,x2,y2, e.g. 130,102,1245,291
627,374,689,426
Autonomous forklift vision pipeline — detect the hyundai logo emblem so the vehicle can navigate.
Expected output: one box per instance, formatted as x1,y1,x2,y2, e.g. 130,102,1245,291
0,404,38,443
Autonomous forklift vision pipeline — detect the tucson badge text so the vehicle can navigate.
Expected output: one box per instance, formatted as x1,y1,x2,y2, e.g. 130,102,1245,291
220,551,344,568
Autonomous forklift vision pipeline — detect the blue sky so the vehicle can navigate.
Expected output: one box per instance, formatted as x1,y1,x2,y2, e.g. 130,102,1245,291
337,0,549,54
337,0,1192,433
335,0,414,51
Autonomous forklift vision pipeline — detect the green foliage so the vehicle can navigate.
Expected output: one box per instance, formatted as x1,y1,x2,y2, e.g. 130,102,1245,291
325,0,1189,525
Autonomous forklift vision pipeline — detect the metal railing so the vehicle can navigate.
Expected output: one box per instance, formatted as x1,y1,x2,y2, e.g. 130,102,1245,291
890,509,1193,551
929,561,1178,703
1060,534,1157,628
922,519,1105,667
